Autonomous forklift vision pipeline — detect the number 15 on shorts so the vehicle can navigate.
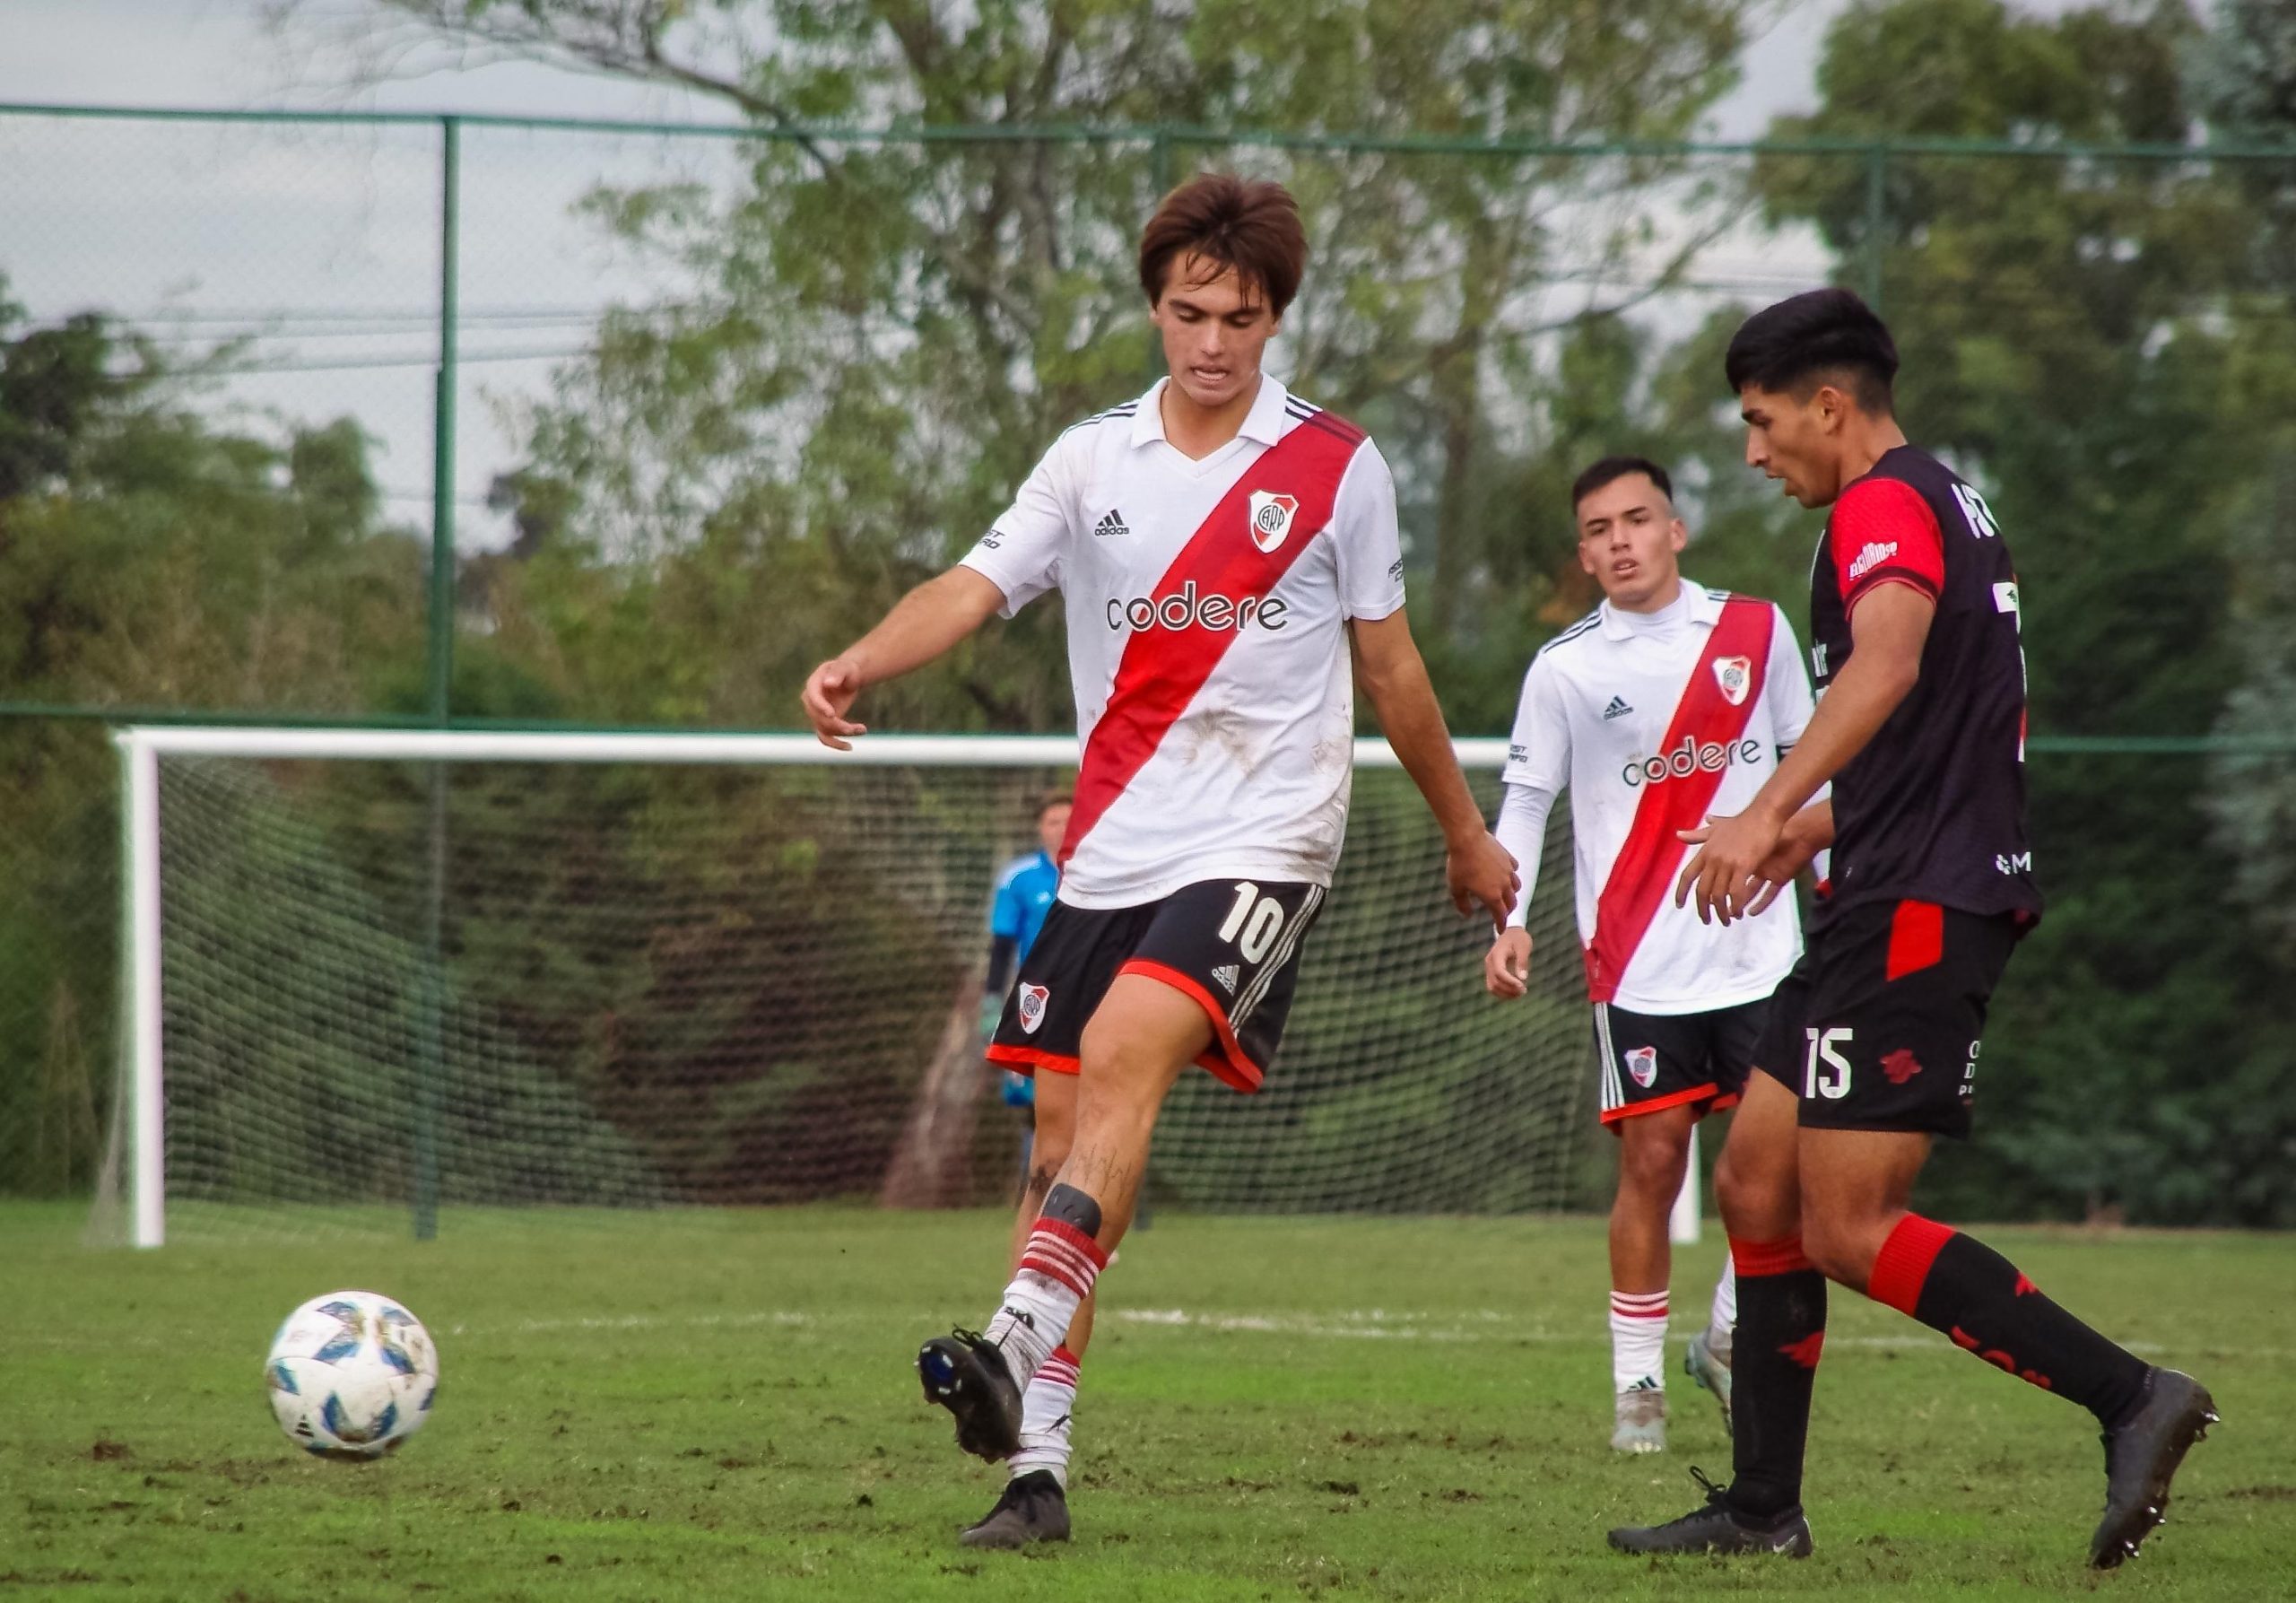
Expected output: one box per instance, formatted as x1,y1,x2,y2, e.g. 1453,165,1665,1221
1805,1027,1853,1100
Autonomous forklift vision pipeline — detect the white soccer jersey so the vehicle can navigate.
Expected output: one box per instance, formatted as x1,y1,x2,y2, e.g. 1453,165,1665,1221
960,376,1405,909
1501,582,1815,1015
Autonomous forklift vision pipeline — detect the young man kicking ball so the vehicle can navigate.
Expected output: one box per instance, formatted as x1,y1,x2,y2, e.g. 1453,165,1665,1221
1485,456,1815,1453
799,172,1517,1547
1608,288,2214,1568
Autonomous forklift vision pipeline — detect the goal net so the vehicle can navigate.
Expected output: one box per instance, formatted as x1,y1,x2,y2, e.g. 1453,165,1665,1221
98,727,1602,1243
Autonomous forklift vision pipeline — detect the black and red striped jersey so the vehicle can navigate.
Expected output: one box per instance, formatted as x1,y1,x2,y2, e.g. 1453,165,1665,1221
1810,444,2041,922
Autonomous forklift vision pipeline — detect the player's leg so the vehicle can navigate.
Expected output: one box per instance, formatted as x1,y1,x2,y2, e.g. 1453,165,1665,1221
1607,1099,1697,1451
1683,993,1768,1429
926,900,1150,1462
964,1068,1086,1548
1796,902,2213,1568
1595,1002,1732,1452
1800,1125,2213,1567
1611,978,1817,1557
924,974,1205,1460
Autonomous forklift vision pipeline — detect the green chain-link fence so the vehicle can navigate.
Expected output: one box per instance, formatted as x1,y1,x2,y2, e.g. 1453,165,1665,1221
2,106,2292,1221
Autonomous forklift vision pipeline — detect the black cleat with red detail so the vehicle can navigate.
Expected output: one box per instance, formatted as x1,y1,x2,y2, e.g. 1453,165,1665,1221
960,1469,1072,1549
918,1325,1024,1462
1606,1467,1813,1558
2089,1367,2217,1570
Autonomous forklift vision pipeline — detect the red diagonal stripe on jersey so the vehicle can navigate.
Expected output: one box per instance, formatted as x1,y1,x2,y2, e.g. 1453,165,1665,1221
1582,596,1777,1003
1060,415,1363,868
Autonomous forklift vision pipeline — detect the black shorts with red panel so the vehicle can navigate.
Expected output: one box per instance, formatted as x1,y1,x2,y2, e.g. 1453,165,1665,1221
1592,995,1769,1128
986,877,1326,1093
1752,897,2026,1138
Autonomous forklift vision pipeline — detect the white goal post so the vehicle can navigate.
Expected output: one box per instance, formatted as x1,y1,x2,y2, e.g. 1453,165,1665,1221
110,726,1691,1247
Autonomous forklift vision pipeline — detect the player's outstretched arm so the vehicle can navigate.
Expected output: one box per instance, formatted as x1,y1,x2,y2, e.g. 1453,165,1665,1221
800,567,1007,749
1349,610,1519,931
1676,585,1929,923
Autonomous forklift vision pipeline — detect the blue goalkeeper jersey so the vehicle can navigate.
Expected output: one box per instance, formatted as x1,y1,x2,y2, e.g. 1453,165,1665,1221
990,850,1059,962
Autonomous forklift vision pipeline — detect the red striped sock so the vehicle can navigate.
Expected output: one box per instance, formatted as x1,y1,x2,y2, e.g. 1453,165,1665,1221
1609,1289,1669,1390
1867,1214,2147,1423
984,1221,1108,1384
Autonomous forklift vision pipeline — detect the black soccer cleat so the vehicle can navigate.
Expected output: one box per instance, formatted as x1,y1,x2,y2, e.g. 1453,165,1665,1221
1607,1467,1813,1558
918,1327,1023,1462
2089,1366,2218,1570
960,1468,1072,1549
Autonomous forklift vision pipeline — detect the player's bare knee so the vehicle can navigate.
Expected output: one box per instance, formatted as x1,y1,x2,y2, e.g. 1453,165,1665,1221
1796,1212,1874,1286
1618,1123,1692,1197
1714,1154,1796,1240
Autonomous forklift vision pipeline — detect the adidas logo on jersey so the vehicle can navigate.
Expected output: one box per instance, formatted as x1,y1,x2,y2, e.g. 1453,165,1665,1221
1603,696,1633,720
1093,508,1130,538
1211,963,1240,995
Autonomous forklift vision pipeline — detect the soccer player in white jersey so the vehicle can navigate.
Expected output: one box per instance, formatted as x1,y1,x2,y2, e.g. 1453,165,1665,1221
1483,457,1816,1453
799,173,1518,1548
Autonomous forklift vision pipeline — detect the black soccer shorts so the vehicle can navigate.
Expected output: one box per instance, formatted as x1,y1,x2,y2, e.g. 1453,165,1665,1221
1752,898,2025,1139
1591,996,1771,1128
986,877,1326,1093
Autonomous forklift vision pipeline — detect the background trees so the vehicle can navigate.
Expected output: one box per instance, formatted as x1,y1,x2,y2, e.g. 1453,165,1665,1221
3,0,2291,1217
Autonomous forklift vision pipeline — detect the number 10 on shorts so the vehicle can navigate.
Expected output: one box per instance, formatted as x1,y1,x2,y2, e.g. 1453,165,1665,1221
1218,882,1286,963
1805,1026,1853,1100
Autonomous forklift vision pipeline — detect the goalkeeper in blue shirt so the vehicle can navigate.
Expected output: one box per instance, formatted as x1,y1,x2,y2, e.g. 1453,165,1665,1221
984,794,1069,1123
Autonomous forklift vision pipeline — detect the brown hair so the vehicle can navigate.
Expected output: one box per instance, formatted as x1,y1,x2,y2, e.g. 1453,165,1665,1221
1137,174,1307,316
1037,792,1074,816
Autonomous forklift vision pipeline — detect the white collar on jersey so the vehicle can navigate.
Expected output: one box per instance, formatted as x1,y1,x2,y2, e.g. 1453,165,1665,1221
1128,373,1293,449
1597,578,1724,640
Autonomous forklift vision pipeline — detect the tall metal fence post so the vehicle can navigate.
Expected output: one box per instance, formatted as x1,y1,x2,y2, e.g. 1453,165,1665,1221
414,116,462,1242
1863,142,1888,312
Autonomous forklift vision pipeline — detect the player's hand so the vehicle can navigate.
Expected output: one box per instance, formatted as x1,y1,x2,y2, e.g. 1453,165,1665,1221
1674,806,1787,926
1678,806,1825,919
1484,927,1533,999
800,656,868,749
1447,831,1520,934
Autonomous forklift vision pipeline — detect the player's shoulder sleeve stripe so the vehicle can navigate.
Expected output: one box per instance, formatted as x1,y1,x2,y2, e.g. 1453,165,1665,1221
1055,401,1140,441
1535,610,1604,659
1283,397,1367,448
993,854,1033,890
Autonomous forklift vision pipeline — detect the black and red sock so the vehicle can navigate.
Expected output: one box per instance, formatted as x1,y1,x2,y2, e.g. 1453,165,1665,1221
1726,1233,1828,1520
1868,1215,2148,1426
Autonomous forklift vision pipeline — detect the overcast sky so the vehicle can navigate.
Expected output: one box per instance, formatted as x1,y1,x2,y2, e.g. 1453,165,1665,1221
0,0,1855,548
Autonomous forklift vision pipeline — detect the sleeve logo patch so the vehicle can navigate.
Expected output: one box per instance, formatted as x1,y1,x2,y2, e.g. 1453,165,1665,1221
1846,541,1899,582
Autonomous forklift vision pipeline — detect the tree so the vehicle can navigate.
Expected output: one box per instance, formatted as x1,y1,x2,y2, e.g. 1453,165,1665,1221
1750,0,2296,1223
0,278,428,1194
335,0,1763,736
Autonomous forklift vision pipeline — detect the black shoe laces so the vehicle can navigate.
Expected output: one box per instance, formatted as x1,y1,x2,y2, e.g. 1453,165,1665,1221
1689,1465,1728,1505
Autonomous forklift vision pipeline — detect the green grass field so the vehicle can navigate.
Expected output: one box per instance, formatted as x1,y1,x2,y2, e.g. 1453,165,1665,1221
3,1203,2288,1601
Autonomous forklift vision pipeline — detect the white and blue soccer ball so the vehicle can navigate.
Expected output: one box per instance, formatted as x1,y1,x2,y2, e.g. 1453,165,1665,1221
265,1290,439,1459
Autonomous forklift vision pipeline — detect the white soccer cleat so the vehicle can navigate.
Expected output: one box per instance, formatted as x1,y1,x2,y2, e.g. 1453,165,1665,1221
1612,1380,1667,1453
1684,1329,1735,1433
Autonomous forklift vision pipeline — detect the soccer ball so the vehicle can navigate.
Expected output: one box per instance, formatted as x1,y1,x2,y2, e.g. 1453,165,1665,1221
265,1290,439,1459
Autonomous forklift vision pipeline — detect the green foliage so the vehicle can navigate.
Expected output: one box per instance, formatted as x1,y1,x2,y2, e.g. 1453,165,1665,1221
0,285,431,1197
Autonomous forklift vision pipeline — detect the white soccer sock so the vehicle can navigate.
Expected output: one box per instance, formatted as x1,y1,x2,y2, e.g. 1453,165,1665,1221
1007,1345,1080,1487
1709,1256,1737,1352
1610,1288,1670,1391
982,1220,1107,1388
